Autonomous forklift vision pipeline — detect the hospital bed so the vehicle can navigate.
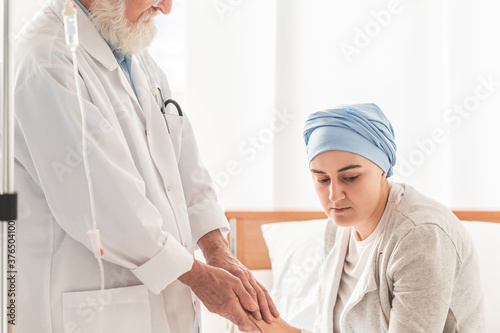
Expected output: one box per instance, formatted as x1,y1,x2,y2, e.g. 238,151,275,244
200,210,500,333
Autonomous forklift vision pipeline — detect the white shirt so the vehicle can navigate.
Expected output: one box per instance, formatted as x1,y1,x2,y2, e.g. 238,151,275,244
333,215,387,332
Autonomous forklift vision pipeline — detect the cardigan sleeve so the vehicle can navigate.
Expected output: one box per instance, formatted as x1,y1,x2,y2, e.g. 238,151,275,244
386,224,460,332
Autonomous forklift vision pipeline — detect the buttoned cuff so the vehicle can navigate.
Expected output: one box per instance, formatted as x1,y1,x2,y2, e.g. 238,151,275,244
131,235,194,294
188,198,230,247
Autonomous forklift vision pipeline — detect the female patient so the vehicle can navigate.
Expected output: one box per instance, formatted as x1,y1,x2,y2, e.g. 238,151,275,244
250,103,484,332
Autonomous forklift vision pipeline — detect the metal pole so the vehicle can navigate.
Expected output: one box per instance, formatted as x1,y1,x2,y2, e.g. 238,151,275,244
2,0,17,331
2,0,14,193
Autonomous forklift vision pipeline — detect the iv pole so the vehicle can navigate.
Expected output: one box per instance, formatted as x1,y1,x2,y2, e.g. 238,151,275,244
1,0,18,331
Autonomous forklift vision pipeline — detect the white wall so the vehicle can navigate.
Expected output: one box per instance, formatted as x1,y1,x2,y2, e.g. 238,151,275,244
184,0,278,210
185,0,500,211
446,0,500,209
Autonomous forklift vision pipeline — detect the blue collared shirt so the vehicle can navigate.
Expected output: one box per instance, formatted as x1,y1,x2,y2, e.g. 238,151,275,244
73,0,138,98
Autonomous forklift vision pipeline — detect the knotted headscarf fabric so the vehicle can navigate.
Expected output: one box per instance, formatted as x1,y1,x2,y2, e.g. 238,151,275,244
303,103,396,177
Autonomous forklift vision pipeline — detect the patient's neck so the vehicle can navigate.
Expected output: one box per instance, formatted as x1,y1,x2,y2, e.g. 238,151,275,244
354,180,391,241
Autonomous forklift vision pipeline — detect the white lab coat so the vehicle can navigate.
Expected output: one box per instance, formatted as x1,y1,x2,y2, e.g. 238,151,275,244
13,0,229,332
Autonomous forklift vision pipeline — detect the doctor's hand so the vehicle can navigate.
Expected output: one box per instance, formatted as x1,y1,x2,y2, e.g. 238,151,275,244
179,260,262,333
197,230,280,324
248,315,301,333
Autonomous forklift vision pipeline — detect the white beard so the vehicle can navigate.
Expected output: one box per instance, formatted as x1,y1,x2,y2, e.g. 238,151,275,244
90,0,158,54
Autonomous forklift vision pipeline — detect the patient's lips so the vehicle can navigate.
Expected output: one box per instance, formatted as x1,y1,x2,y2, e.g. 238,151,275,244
331,206,351,213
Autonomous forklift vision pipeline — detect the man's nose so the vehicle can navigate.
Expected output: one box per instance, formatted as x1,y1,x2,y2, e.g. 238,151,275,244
152,0,172,15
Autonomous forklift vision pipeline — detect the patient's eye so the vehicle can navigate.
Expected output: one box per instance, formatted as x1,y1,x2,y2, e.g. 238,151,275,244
316,178,330,184
343,176,358,182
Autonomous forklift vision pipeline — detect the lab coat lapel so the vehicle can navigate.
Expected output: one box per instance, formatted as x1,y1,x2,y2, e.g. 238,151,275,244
130,56,179,194
320,227,350,333
129,56,154,128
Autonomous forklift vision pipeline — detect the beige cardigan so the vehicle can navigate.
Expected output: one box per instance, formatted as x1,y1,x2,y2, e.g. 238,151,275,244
304,183,484,333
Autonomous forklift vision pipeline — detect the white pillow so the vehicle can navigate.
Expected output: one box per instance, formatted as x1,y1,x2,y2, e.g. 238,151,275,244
461,221,500,333
261,219,328,331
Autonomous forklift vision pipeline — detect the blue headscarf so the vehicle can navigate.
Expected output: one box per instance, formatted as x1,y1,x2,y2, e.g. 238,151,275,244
303,103,396,177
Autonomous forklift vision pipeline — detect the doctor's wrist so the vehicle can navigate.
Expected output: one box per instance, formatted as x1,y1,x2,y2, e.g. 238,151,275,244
178,259,203,287
198,229,230,260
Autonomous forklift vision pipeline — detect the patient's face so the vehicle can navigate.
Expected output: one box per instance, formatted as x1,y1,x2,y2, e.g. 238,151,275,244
310,150,389,240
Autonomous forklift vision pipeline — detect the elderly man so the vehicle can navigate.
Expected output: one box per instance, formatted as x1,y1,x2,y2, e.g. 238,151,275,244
13,0,278,332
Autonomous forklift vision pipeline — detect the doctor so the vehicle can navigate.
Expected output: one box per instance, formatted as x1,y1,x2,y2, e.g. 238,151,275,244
249,103,484,332
14,0,278,332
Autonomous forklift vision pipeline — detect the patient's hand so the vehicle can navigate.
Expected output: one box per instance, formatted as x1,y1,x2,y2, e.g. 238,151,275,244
247,315,301,333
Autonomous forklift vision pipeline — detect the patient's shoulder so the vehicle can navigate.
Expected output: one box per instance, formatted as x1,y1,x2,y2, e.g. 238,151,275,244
388,184,473,259
393,183,459,229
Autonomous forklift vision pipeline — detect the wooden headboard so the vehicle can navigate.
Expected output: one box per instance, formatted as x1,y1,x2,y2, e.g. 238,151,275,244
225,210,500,270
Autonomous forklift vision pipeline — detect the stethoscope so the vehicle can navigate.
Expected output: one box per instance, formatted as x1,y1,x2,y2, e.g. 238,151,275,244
152,86,183,133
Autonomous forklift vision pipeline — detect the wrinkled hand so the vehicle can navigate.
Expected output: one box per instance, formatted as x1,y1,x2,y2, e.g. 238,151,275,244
248,315,301,333
198,230,280,324
179,260,261,333
206,248,280,323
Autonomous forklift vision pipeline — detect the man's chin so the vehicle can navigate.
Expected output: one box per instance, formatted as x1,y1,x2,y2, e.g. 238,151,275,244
90,0,158,55
113,24,157,54
115,39,155,55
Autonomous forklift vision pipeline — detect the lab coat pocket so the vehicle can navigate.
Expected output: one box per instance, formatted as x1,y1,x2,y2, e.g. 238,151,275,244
163,113,183,161
62,285,152,333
